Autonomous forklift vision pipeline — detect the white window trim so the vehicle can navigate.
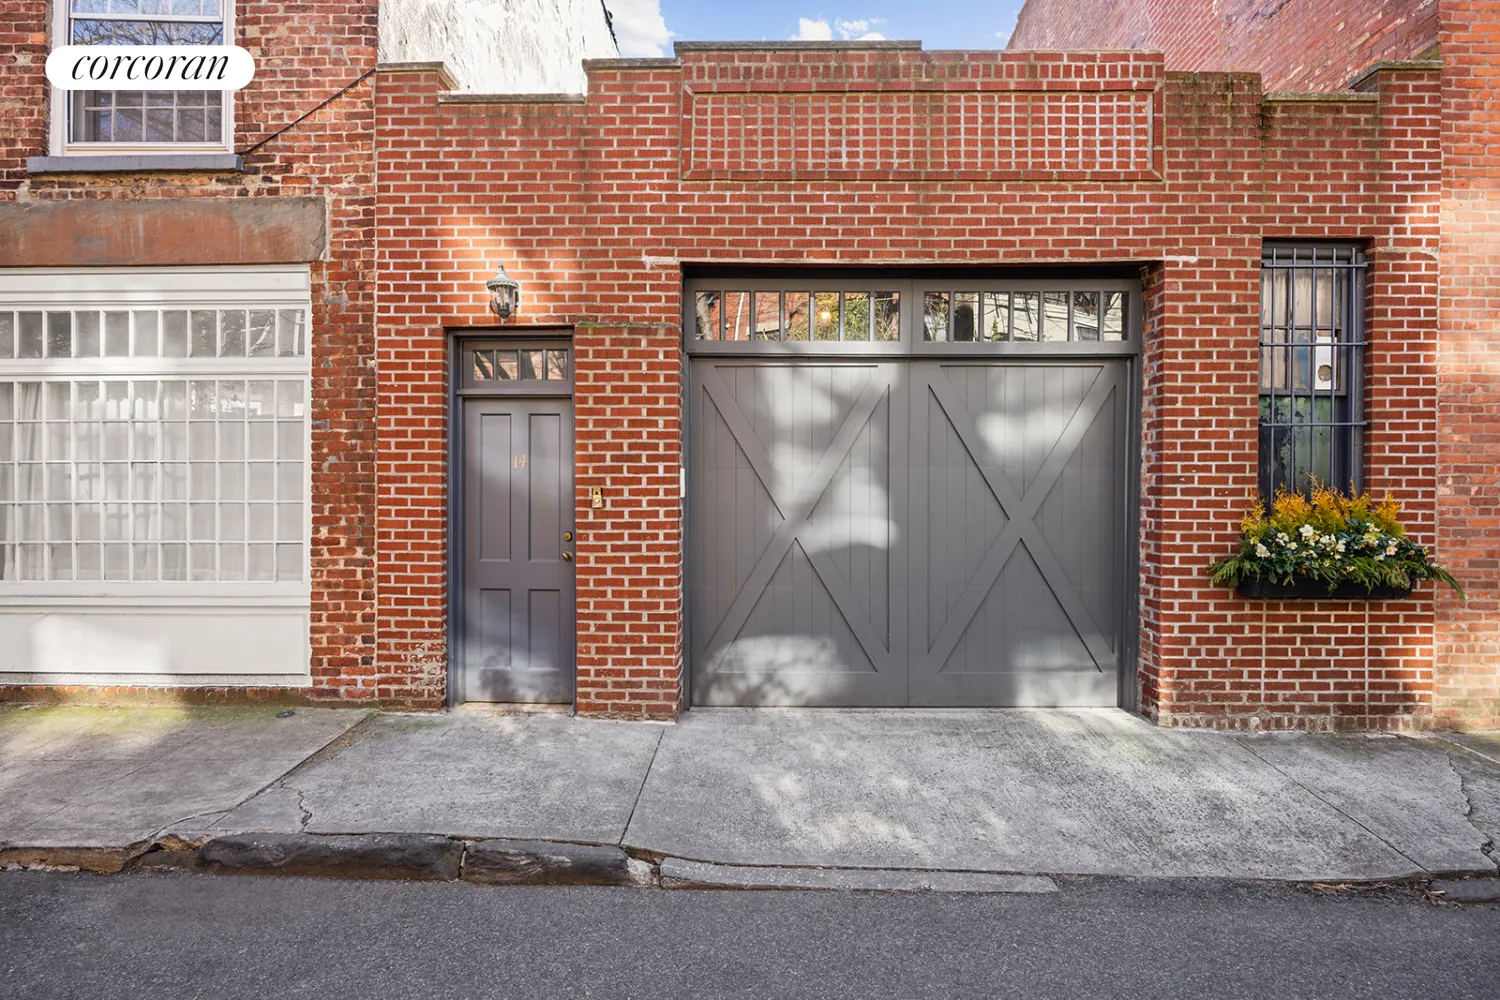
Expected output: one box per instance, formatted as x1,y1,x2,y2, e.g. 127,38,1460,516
48,1,236,157
0,265,311,605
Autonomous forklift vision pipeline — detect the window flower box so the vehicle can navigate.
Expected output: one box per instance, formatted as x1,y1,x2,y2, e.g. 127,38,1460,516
1209,484,1462,601
1234,578,1412,601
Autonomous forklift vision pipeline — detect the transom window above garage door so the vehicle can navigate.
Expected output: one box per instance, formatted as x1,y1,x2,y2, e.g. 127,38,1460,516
920,289,1127,343
686,276,1140,356
693,290,903,344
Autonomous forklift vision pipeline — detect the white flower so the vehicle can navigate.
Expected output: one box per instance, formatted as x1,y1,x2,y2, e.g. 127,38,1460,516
1299,525,1316,538
1287,542,1297,551
1375,553,1385,562
1336,541,1346,553
1255,544,1271,558
1277,532,1290,544
1387,543,1398,556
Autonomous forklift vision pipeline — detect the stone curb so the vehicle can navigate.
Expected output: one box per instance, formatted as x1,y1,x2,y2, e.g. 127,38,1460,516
0,844,144,874
1430,878,1500,903
6,833,1498,892
198,833,464,882
464,838,651,886
659,857,1059,894
3,833,653,886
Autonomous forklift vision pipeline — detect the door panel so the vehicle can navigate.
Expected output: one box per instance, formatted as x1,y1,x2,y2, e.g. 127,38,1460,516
689,358,1130,707
461,397,574,703
908,362,1124,706
689,362,908,706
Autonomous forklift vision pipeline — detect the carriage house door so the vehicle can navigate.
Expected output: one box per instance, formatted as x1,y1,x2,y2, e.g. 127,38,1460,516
455,339,575,704
686,276,1140,708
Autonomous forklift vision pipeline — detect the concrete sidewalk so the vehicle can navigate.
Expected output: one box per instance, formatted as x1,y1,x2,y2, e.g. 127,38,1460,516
2,704,1498,885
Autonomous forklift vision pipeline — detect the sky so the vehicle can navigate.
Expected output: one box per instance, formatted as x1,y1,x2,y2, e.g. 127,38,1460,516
606,1,1029,59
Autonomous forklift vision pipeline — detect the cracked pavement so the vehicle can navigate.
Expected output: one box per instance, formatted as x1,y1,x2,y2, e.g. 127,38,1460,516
0,705,368,862
3,705,1499,882
1444,746,1500,870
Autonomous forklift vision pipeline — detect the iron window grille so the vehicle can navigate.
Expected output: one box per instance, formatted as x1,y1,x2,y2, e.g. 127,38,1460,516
1258,244,1367,498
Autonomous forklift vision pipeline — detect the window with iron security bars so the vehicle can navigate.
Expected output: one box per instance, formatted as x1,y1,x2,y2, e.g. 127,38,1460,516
1258,245,1367,498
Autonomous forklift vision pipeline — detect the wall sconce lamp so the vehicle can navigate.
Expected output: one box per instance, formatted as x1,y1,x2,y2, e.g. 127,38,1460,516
486,264,521,319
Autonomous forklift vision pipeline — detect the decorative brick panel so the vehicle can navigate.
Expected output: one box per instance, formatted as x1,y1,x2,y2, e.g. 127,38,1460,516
684,90,1158,181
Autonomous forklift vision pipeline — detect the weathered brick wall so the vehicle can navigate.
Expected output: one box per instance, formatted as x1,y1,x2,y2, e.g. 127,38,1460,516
1435,1,1500,728
0,0,47,193
1010,0,1439,92
0,1,383,705
375,47,1450,727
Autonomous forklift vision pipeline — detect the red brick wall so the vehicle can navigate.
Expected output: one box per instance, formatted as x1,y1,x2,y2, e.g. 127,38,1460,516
1010,0,1439,92
0,1,383,705
374,48,1451,727
1435,1,1500,729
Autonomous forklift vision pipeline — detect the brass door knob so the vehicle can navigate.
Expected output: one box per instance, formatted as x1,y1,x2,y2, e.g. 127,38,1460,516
563,531,573,542
562,551,573,562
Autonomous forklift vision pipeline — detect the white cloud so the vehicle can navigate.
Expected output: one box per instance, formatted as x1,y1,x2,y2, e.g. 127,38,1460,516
792,17,834,40
608,0,673,57
791,15,886,41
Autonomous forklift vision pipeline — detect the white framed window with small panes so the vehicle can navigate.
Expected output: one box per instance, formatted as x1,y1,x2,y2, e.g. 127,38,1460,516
49,1,234,156
0,267,310,601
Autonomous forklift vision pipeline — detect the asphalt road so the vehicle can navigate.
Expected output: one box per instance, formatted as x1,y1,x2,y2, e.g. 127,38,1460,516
2,871,1497,1000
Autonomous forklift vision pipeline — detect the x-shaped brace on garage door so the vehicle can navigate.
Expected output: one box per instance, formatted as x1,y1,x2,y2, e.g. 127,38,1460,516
923,368,1119,674
697,365,897,674
697,364,1119,677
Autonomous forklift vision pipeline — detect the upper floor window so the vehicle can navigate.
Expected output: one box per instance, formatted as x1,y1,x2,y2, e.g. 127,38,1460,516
1258,245,1367,497
52,1,232,153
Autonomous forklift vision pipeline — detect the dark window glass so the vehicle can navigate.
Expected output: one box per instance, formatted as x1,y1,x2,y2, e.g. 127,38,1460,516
1257,245,1366,497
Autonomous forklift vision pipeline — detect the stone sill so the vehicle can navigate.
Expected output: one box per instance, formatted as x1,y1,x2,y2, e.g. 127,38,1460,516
1262,92,1379,104
437,92,585,105
27,153,243,174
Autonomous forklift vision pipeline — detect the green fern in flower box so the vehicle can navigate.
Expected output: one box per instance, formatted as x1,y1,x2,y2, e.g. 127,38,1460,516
1207,483,1462,598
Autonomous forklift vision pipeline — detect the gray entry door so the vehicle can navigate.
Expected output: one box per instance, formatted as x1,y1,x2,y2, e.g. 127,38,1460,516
460,397,575,703
689,360,1129,707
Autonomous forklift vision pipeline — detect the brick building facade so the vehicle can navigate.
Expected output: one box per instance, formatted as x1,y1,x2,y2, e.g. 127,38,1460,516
1,2,1497,730
1006,0,1499,729
1,0,383,702
1009,0,1440,93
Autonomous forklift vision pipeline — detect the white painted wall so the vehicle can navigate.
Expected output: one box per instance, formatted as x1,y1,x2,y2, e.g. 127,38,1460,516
0,607,311,680
379,0,618,94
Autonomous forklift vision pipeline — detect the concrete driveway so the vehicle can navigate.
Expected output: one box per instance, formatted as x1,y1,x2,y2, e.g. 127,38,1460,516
628,709,1500,880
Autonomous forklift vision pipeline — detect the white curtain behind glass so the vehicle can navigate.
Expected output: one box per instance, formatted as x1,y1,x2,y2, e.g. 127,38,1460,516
0,306,307,586
2,383,44,580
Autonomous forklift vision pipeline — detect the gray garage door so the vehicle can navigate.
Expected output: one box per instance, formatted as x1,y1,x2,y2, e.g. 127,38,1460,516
686,277,1137,707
